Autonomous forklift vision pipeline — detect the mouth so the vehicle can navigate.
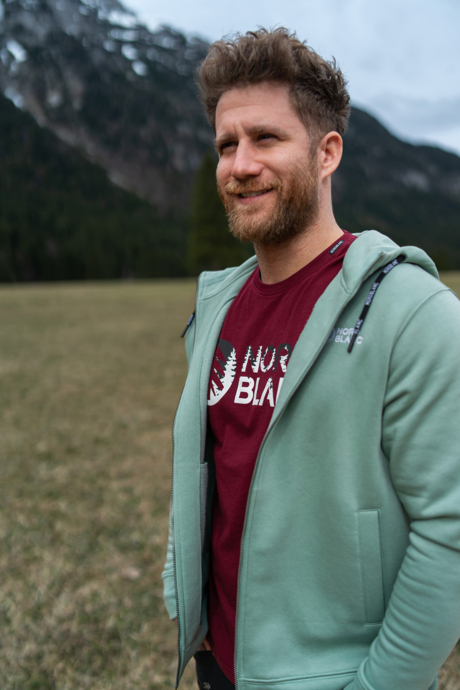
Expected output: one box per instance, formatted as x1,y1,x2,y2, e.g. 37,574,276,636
238,189,273,199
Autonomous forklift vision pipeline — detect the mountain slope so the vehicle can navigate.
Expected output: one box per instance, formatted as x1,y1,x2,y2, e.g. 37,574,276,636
1,0,460,272
0,0,211,210
0,91,186,280
334,108,460,268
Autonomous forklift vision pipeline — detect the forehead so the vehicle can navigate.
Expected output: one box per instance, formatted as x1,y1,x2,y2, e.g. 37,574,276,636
215,82,304,135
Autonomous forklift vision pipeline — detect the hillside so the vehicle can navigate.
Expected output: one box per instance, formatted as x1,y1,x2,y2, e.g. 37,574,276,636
1,0,460,275
0,92,186,280
0,0,211,210
334,108,460,269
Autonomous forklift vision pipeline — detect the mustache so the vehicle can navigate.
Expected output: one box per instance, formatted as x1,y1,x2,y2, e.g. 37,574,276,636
224,179,281,195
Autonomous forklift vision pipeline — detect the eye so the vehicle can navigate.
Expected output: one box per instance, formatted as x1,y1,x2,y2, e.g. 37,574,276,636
258,133,276,142
218,141,237,155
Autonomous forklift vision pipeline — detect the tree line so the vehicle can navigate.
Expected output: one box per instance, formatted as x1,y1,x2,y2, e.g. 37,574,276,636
2,89,459,281
0,90,250,281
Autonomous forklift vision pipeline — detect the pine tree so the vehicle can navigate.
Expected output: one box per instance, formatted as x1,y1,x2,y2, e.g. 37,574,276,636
187,149,253,274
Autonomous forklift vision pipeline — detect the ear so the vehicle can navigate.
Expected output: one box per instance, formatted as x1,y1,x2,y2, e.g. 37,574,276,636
317,131,343,181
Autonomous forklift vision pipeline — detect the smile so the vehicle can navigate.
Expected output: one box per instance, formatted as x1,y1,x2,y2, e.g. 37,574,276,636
239,189,273,198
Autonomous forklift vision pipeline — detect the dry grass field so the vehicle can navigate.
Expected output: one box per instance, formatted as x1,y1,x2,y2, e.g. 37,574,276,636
0,275,458,689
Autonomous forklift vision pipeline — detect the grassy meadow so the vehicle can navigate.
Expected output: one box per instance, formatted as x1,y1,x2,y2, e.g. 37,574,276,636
0,276,458,689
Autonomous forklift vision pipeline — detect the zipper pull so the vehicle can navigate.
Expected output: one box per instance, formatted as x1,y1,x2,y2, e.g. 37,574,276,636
180,311,195,338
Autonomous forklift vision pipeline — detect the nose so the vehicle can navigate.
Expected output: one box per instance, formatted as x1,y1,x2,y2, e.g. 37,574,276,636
231,141,263,179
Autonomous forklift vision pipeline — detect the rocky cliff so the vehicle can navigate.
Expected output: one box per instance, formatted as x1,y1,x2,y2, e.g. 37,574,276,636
1,0,460,273
0,0,211,210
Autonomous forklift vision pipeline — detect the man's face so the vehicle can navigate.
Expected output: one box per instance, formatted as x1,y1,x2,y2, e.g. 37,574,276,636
215,82,320,246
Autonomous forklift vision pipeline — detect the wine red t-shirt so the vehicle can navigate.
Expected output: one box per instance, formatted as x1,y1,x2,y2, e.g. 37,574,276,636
206,232,355,683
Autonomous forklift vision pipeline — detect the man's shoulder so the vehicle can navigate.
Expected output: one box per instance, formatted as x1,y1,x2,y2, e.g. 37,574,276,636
366,259,458,329
197,256,258,301
349,230,451,307
388,260,445,297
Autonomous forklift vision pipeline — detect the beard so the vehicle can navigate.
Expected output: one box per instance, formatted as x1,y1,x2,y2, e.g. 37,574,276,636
217,157,320,246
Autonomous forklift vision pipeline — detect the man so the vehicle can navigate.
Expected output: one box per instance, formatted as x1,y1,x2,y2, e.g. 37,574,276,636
162,28,460,690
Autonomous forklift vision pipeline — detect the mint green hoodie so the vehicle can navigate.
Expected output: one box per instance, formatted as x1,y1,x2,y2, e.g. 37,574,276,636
162,231,460,690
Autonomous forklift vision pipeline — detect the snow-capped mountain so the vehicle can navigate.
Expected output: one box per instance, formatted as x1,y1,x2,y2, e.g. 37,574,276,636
0,0,212,208
1,0,460,270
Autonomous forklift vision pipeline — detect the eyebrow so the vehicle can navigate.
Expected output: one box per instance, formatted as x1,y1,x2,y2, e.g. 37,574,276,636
215,124,287,149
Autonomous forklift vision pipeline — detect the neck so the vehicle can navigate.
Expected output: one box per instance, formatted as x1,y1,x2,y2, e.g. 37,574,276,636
255,209,343,285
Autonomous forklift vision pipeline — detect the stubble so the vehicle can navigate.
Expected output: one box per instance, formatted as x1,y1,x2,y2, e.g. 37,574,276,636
218,157,320,247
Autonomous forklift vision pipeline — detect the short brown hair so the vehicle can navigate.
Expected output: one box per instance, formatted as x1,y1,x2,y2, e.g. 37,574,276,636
197,28,350,141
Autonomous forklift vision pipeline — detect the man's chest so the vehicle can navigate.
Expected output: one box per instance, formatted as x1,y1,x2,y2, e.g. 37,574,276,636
206,286,312,447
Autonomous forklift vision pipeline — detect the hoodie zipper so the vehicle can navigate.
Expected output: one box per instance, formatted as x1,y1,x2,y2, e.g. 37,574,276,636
181,311,195,339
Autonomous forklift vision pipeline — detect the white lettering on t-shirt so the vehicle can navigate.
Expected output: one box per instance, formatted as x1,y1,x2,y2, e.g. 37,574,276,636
241,345,263,373
252,377,261,405
234,375,281,407
276,377,284,402
273,343,292,373
234,376,254,404
260,346,276,372
259,377,275,407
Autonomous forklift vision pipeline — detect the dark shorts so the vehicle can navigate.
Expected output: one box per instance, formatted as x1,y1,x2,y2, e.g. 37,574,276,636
194,650,235,690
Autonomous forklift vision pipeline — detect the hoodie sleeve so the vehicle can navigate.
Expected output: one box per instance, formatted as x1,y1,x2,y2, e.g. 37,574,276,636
345,287,460,690
161,506,177,620
161,317,196,621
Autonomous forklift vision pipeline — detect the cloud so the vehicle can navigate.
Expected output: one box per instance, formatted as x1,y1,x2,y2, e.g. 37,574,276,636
363,95,460,136
123,0,460,153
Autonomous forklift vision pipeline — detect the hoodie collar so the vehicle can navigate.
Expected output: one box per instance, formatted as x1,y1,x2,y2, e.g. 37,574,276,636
198,230,438,305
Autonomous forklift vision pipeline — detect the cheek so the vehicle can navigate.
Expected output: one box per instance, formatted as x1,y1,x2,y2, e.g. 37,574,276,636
216,159,232,191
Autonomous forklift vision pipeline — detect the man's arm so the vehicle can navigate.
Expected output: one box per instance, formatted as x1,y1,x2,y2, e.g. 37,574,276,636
161,508,177,620
162,312,197,620
345,288,460,690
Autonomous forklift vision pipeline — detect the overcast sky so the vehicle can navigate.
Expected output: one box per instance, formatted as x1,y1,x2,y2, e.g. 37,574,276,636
123,0,460,156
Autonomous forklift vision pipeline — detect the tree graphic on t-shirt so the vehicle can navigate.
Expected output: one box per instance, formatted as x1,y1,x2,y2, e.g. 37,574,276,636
208,339,237,406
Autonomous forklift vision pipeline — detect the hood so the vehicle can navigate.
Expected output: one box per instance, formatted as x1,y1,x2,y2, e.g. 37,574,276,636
197,230,438,304
341,230,438,294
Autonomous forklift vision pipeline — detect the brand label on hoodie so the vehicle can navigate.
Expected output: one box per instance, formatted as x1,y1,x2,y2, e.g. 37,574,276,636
328,326,363,346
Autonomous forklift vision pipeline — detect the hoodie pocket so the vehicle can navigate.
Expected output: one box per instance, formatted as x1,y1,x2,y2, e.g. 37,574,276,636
358,509,385,624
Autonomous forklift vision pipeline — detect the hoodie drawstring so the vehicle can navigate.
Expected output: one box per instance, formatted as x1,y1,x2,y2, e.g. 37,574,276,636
348,255,406,353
